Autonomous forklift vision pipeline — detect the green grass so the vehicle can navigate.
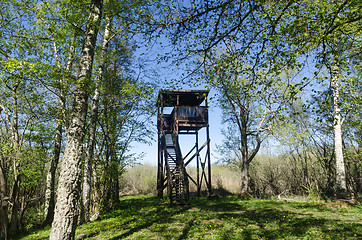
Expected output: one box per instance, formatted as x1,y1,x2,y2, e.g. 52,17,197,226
18,195,362,240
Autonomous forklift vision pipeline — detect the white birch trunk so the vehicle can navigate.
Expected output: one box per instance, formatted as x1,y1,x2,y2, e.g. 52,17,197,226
81,88,99,223
331,64,347,199
82,11,111,223
49,1,103,239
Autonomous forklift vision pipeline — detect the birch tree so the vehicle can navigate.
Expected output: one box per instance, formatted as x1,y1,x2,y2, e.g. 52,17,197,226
49,0,103,239
0,0,154,237
281,0,362,198
42,26,77,227
23,0,84,226
81,0,153,222
82,5,111,223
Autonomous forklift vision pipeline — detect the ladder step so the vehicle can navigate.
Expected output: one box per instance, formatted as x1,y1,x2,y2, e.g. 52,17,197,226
163,134,189,204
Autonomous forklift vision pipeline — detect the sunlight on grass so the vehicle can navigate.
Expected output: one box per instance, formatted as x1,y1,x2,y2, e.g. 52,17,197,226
18,195,362,240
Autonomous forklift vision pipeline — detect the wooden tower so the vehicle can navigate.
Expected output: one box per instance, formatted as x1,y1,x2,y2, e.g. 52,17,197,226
157,89,212,204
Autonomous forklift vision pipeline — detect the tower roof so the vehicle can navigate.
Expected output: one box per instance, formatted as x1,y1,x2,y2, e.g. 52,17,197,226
157,89,209,107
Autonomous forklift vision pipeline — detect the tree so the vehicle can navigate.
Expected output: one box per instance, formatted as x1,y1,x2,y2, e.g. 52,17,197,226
81,0,155,222
279,0,362,198
49,0,103,239
0,1,55,235
205,47,300,194
81,1,111,224
41,20,77,227
93,37,155,211
0,0,155,238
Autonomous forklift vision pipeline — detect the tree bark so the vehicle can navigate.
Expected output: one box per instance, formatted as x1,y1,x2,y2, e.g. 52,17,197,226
240,160,250,194
81,88,99,223
240,123,249,194
43,122,62,225
82,11,111,223
0,103,15,240
0,156,8,240
331,63,347,199
90,160,100,221
49,1,103,239
8,85,20,236
44,33,76,226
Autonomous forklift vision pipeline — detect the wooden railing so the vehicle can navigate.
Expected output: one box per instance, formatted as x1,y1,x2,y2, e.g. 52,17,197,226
173,106,208,123
158,107,208,133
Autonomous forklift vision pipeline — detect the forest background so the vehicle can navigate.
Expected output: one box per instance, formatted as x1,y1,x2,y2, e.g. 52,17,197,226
0,0,361,239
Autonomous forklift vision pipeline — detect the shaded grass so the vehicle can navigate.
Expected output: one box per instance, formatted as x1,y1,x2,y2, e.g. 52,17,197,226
18,195,362,240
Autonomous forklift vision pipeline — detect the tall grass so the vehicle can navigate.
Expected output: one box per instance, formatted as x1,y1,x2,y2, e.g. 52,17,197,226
119,164,241,196
119,155,361,201
119,164,157,195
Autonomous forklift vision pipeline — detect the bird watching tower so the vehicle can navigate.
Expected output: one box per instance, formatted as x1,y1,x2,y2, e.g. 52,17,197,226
157,89,212,204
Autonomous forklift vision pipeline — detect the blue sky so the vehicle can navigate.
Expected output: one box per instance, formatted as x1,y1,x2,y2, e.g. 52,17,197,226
129,35,227,166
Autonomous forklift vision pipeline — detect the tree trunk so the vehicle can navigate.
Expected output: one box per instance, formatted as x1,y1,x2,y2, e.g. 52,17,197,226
49,1,103,239
0,157,8,240
9,86,20,236
44,31,76,226
331,63,347,199
90,159,100,221
8,177,19,235
0,87,20,238
43,122,62,225
240,159,250,194
101,135,120,210
240,127,261,195
81,89,99,223
82,11,111,223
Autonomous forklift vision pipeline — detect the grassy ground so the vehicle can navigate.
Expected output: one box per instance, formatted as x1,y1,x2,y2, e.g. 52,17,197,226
18,195,361,240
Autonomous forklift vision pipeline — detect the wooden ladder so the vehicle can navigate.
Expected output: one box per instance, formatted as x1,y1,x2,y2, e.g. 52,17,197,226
164,134,189,204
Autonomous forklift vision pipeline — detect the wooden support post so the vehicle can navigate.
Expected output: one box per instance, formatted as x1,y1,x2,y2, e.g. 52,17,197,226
165,150,172,203
196,131,200,196
205,98,212,196
157,105,163,198
157,94,165,199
